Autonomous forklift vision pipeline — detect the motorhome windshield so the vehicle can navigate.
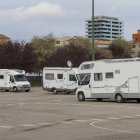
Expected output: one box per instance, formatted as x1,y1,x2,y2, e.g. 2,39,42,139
77,74,90,85
14,75,27,82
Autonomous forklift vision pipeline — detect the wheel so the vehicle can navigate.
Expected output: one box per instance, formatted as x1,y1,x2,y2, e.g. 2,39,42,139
52,89,57,94
97,98,102,102
13,87,17,92
137,99,140,103
5,90,9,92
65,91,70,94
115,94,124,103
77,92,85,101
25,89,30,92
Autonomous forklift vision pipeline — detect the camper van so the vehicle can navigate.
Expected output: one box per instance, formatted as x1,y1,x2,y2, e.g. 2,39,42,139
0,69,30,92
76,58,140,103
43,67,78,94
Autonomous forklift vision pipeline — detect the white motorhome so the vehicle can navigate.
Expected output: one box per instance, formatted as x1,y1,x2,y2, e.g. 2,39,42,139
43,67,78,94
0,69,30,92
76,58,140,103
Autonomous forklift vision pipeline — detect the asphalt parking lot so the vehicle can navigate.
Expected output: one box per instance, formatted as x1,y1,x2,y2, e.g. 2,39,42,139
0,87,140,140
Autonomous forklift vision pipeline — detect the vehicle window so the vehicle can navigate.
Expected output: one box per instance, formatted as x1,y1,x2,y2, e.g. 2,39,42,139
14,75,27,81
10,76,15,82
0,75,4,79
94,73,103,81
105,72,114,79
81,63,94,70
77,74,87,82
69,74,77,81
45,73,54,80
115,69,120,74
81,75,90,85
57,74,63,79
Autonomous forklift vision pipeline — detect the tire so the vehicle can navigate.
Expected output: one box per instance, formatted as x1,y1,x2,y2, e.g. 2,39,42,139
53,89,57,94
65,91,70,94
25,89,30,92
77,92,85,101
13,87,17,92
97,98,102,102
115,94,124,103
137,99,140,103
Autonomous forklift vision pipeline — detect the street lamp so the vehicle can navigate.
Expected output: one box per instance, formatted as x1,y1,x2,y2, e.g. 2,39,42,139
92,0,95,60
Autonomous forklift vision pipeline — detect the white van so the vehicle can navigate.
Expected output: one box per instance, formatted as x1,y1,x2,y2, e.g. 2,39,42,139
43,67,78,94
0,69,30,92
76,58,140,103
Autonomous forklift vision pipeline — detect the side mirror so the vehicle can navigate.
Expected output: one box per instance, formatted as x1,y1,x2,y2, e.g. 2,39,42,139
10,79,14,83
10,77,15,83
78,81,82,85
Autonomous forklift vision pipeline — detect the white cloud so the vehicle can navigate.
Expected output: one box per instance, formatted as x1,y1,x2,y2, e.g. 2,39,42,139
0,1,65,20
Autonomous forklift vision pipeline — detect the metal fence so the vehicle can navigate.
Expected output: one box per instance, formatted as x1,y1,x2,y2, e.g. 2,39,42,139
26,76,42,86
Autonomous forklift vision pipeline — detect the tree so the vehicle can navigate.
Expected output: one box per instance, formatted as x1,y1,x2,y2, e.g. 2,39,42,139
109,39,132,59
95,47,113,60
0,41,22,69
45,44,90,67
31,33,56,72
69,36,91,48
21,43,37,72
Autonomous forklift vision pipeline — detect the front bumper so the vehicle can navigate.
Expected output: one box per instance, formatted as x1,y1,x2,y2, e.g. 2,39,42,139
17,86,31,91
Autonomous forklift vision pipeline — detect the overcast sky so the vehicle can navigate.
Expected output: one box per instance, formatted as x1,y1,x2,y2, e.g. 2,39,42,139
0,0,140,41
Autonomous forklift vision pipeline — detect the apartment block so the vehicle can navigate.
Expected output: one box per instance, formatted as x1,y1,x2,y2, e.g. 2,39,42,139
86,16,124,41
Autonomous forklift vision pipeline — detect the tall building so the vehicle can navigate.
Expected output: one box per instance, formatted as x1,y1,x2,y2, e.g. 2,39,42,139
86,16,124,41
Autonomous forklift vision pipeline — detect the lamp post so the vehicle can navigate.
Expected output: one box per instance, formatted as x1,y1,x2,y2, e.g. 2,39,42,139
92,0,95,60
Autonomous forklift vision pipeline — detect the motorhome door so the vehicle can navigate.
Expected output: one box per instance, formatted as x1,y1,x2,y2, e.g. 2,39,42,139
68,72,77,90
0,74,6,88
63,71,77,90
9,75,15,88
56,73,64,89
77,74,91,98
63,71,68,89
127,76,139,98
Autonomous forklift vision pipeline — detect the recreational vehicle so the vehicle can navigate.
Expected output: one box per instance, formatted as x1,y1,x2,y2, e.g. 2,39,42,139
76,58,140,103
43,67,78,94
0,69,30,92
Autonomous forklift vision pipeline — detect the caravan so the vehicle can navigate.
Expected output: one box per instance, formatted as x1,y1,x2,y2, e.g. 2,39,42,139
0,69,30,92
76,58,140,103
43,67,78,94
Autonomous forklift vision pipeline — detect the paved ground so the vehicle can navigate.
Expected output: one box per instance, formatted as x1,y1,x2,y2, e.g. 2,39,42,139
0,87,140,140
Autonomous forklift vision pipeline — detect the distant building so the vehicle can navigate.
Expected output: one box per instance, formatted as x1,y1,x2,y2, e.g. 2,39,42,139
95,40,112,48
86,16,124,41
55,36,112,48
55,36,71,47
0,34,10,44
132,30,140,43
131,30,140,56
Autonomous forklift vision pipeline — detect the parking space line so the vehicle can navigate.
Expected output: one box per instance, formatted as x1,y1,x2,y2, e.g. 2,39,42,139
90,121,140,134
19,124,36,127
107,117,121,120
122,116,136,119
0,125,16,129
90,115,140,134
